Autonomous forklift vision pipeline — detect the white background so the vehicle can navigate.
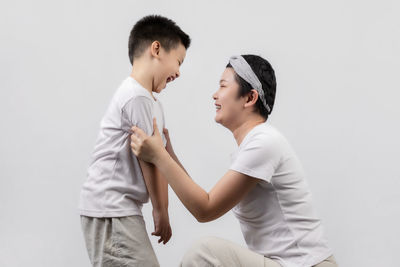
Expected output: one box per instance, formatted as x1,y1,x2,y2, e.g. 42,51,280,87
1,0,399,266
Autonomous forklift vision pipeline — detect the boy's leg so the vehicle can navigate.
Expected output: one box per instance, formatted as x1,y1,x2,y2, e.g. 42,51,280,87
81,215,159,267
180,236,281,267
80,216,110,266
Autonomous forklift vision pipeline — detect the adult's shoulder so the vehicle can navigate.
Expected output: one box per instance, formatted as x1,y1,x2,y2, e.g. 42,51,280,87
243,124,290,154
248,123,283,144
231,124,284,182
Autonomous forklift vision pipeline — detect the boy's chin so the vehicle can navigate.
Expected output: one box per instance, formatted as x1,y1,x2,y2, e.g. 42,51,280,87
154,86,164,94
155,83,167,93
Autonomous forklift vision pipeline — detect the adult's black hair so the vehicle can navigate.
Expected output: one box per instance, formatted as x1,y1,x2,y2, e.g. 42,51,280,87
226,55,277,119
128,15,191,64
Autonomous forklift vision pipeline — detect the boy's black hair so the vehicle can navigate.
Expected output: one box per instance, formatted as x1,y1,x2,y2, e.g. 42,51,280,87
226,55,277,120
128,15,191,64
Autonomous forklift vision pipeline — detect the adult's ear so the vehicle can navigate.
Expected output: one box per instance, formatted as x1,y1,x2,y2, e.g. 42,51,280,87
244,89,259,108
150,41,161,58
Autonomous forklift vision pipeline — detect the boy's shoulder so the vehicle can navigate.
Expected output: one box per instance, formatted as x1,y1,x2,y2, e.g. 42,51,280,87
114,77,154,108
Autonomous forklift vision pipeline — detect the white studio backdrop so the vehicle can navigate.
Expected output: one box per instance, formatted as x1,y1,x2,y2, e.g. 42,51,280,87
1,0,399,266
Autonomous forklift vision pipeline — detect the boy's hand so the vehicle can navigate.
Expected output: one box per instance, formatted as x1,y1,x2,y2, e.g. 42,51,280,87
152,208,172,245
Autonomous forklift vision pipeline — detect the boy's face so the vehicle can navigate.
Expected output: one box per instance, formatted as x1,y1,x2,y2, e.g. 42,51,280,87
153,42,186,93
212,68,245,127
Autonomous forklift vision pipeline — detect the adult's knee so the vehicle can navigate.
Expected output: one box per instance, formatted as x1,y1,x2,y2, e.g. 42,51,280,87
180,236,222,267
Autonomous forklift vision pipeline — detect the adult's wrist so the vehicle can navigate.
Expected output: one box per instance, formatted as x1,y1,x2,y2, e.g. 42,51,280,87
153,148,170,166
166,147,177,158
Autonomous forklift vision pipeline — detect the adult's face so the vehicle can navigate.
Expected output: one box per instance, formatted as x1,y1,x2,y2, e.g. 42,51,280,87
212,67,244,128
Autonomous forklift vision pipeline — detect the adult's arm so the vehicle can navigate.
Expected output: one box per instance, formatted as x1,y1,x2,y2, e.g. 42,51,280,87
131,119,260,223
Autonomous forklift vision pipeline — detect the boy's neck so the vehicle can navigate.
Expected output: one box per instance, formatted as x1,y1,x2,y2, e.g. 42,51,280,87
130,61,156,99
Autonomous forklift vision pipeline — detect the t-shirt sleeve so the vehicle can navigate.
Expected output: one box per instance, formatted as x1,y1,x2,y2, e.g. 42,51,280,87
121,96,166,146
229,134,281,183
122,96,154,136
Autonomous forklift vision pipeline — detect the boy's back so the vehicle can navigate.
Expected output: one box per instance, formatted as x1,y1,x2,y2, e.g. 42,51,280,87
79,76,166,218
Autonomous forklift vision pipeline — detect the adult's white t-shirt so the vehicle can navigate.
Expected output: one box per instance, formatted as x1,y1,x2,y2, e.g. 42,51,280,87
79,76,166,218
230,123,332,267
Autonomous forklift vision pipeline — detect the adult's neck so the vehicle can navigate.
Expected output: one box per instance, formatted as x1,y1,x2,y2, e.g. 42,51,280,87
130,60,155,98
231,116,266,146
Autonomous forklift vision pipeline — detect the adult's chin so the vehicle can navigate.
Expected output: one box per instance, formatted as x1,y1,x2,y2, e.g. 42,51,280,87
214,115,222,124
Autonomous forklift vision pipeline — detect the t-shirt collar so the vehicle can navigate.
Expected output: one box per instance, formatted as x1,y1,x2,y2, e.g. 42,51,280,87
128,76,157,102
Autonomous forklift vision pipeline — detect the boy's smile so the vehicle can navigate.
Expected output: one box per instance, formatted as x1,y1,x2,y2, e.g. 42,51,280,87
130,42,187,95
155,43,186,93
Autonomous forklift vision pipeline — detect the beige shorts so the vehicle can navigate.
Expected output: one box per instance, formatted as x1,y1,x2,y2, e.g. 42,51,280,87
180,236,337,267
80,215,159,267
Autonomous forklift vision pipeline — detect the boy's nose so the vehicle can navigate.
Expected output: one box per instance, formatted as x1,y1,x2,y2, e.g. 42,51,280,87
175,71,180,79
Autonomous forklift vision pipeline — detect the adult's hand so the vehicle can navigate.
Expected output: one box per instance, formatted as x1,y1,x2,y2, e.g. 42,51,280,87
163,127,176,157
131,118,165,164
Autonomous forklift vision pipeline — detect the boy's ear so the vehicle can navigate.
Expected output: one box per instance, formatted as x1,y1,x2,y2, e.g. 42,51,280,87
150,41,161,58
244,89,259,108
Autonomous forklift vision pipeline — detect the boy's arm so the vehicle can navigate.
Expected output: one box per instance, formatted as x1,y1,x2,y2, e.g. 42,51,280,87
138,160,172,244
123,97,171,243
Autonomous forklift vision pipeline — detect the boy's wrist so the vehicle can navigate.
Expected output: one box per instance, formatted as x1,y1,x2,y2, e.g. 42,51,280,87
152,205,168,213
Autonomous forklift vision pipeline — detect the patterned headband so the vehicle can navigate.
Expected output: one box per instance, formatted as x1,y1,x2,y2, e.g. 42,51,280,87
229,55,271,114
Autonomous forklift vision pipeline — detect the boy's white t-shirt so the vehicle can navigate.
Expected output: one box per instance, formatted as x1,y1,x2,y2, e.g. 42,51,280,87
230,123,332,267
79,76,166,218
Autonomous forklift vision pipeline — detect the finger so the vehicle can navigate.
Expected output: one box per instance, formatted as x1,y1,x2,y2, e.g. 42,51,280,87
152,225,161,236
163,128,169,135
130,141,137,152
131,125,148,139
152,229,161,236
152,118,160,137
165,227,170,244
130,144,139,156
161,228,167,244
157,229,163,243
131,134,140,143
130,140,138,151
130,137,139,150
164,227,171,244
166,226,172,243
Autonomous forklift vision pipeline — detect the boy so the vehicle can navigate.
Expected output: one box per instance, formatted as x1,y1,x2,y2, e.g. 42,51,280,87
78,15,190,267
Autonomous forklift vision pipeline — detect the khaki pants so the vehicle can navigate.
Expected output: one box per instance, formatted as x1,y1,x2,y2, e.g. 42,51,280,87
180,236,337,267
80,215,159,267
